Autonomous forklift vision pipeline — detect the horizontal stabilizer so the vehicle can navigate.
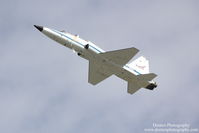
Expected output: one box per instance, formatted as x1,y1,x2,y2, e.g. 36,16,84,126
127,82,141,94
137,73,157,81
100,47,139,66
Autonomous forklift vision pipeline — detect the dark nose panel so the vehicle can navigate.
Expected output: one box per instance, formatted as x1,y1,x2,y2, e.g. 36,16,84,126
34,25,43,32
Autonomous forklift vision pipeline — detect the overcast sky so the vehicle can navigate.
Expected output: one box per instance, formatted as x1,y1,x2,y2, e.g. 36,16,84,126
0,0,199,133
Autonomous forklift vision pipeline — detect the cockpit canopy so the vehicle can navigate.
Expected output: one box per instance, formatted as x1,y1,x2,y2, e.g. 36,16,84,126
60,30,67,33
74,34,79,37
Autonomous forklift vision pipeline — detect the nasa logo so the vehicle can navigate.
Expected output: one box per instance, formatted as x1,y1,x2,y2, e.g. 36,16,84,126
136,64,146,70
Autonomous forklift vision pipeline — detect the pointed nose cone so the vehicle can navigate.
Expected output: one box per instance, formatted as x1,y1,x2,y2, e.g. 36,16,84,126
34,25,43,32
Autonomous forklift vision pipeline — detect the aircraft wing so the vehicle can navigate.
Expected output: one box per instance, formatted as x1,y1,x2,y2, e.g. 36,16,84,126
88,61,113,85
100,47,139,66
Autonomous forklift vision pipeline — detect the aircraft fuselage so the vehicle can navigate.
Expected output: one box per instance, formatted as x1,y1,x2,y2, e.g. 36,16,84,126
34,25,157,94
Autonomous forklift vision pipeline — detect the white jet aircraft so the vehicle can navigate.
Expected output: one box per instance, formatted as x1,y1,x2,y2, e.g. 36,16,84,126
34,25,157,94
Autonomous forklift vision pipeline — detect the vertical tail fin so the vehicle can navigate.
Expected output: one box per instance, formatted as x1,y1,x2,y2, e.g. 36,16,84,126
128,56,149,74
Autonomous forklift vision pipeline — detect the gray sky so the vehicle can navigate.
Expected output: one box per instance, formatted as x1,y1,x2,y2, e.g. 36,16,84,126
0,0,199,133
